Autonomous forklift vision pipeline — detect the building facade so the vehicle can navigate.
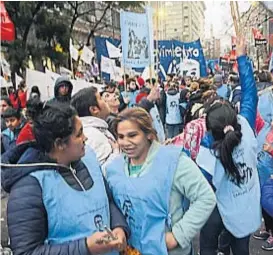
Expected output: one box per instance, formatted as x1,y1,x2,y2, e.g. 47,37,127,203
240,1,273,68
152,1,206,42
67,1,121,47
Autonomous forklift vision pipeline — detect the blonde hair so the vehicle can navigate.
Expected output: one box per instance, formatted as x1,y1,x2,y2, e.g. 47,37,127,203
114,107,158,141
190,82,200,92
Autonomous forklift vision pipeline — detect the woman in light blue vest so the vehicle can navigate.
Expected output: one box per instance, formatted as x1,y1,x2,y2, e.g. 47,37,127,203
197,37,262,255
1,101,129,255
106,107,216,255
258,89,273,125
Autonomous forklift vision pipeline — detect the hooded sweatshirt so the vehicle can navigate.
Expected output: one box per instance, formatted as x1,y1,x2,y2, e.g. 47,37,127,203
52,77,73,103
80,116,119,174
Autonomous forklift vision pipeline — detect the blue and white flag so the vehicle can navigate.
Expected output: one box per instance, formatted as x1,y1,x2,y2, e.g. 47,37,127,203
120,8,154,68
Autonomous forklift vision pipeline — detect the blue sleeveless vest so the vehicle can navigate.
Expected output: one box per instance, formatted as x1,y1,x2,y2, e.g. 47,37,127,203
150,105,166,143
166,93,183,125
31,148,118,255
256,123,273,188
258,90,273,124
216,84,230,100
106,146,181,254
198,116,262,238
122,90,139,108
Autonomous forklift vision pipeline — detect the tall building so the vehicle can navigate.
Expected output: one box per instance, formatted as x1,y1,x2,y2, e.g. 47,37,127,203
151,1,206,42
66,2,121,46
240,1,273,68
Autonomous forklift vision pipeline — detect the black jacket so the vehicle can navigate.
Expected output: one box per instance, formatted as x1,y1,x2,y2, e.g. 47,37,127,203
52,77,73,103
1,142,130,255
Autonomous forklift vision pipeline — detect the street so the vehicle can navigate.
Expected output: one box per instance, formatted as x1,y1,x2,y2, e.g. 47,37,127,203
193,233,271,255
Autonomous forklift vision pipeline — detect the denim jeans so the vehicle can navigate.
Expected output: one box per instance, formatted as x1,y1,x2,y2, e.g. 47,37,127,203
200,206,250,255
166,124,181,139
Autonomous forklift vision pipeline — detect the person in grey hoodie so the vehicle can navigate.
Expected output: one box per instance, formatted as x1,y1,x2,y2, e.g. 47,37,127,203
71,86,120,174
52,77,73,103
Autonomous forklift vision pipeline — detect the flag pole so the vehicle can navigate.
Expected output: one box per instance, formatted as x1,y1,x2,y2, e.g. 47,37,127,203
155,1,159,83
147,1,153,86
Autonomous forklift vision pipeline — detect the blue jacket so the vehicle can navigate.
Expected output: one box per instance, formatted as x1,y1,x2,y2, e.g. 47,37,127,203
1,121,26,154
261,178,273,218
1,142,130,255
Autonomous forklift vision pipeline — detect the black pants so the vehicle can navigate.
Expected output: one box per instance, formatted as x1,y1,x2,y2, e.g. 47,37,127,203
263,208,273,233
200,206,250,255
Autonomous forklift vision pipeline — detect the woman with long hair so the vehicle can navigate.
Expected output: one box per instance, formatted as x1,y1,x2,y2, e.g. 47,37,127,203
197,37,261,255
106,107,216,255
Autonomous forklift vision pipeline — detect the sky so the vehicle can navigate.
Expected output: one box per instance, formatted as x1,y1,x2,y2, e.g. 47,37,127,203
204,1,251,51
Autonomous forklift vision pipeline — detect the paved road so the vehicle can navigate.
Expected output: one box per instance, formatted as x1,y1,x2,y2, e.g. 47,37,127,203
1,195,271,255
193,234,271,255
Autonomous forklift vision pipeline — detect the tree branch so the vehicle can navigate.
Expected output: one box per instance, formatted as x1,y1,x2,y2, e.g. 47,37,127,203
86,2,112,45
22,1,44,47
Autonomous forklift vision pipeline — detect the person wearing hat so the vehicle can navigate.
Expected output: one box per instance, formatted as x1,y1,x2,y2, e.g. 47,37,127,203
214,74,230,100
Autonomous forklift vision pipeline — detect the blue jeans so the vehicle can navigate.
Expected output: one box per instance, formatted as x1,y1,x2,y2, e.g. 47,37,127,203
200,206,250,255
166,124,181,139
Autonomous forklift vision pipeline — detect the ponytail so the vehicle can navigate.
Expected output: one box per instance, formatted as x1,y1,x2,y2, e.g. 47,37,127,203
206,102,243,185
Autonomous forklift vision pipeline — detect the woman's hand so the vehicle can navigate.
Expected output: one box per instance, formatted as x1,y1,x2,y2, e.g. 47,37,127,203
86,230,126,254
236,36,246,57
165,232,178,250
112,227,127,251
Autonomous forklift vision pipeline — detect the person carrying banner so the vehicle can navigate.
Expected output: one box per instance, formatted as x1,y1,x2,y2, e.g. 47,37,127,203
106,107,216,255
1,101,129,255
197,36,261,255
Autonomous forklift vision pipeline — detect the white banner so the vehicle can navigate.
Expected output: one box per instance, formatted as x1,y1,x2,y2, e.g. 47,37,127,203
101,55,116,74
15,73,23,87
45,68,61,87
81,46,94,65
26,68,54,101
60,66,73,78
26,68,105,101
106,40,122,58
70,39,79,61
110,66,122,82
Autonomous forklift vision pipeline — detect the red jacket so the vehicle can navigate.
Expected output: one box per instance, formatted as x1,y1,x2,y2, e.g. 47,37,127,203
9,93,19,109
16,122,35,145
18,90,27,108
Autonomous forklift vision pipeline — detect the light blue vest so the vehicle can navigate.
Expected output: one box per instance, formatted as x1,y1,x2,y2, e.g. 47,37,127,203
122,90,139,108
150,104,166,143
166,93,183,125
256,123,273,188
106,146,181,254
197,115,261,238
258,90,273,124
216,84,230,100
31,148,117,255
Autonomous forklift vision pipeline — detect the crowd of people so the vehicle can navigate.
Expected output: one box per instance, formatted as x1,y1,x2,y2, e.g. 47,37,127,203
0,37,273,255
